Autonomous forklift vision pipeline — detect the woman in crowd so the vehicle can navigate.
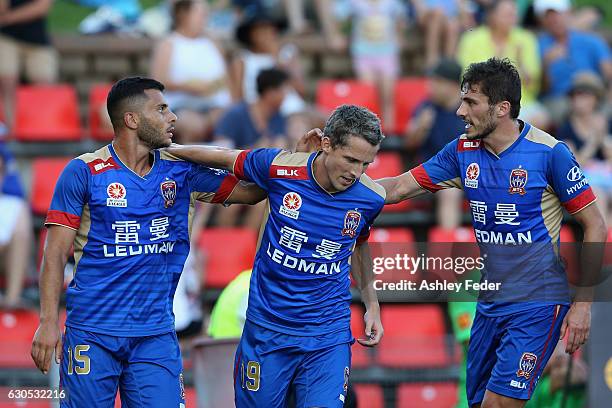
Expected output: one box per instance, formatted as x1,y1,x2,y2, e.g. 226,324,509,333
151,0,232,142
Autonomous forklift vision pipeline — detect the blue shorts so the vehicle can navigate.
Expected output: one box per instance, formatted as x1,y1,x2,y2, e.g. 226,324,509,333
234,320,353,408
466,304,569,405
60,326,185,408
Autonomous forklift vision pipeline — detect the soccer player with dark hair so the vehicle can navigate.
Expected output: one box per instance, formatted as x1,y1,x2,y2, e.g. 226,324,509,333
377,57,607,407
30,77,265,407
167,104,385,407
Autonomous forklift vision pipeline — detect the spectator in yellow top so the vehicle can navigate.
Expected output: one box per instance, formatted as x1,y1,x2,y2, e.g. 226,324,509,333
457,0,550,130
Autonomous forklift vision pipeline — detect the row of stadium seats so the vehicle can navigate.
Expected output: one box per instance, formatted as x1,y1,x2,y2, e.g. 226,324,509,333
0,306,452,408
350,304,454,369
0,306,456,407
3,84,111,142
0,305,449,369
355,382,458,408
5,78,428,142
316,78,429,134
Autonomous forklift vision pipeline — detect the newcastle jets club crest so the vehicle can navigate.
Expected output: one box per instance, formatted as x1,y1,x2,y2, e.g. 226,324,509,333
509,168,528,195
341,210,361,238
516,352,537,379
160,180,177,208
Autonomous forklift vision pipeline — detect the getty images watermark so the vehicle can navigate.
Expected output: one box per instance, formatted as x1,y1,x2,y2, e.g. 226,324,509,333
364,242,611,302
371,253,501,293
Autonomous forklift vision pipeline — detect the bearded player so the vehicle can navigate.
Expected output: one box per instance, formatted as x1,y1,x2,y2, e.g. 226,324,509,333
31,77,265,407
377,58,607,407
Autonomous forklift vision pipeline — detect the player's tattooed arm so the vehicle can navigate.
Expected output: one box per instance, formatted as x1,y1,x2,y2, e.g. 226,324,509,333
376,169,427,204
31,225,76,374
351,242,383,347
226,180,268,205
561,204,607,354
166,143,241,172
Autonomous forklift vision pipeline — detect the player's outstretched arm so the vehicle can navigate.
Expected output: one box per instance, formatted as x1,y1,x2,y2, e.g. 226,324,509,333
166,143,242,172
226,180,268,205
376,169,427,205
31,225,76,374
561,204,607,354
351,242,383,347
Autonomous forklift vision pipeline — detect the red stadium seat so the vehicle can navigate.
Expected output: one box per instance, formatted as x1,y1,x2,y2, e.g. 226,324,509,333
427,227,478,278
428,226,476,243
370,227,415,244
559,225,579,285
198,228,257,288
350,304,370,367
13,85,82,141
369,227,418,274
89,83,114,141
30,157,71,216
365,152,410,212
365,152,403,180
397,383,458,408
354,384,384,408
393,77,429,135
378,304,448,367
184,387,197,406
0,309,39,368
316,80,381,118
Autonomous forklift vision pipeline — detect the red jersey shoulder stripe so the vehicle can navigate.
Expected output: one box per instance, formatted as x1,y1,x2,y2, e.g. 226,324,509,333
45,210,81,230
410,164,443,193
563,187,596,215
233,150,251,180
211,174,240,204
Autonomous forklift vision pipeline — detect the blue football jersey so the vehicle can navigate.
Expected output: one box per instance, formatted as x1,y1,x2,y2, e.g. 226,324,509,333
46,145,238,336
411,122,596,316
233,148,386,335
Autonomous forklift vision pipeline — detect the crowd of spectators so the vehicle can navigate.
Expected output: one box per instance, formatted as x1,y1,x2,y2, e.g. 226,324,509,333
0,0,610,314
137,0,612,227
0,5,608,407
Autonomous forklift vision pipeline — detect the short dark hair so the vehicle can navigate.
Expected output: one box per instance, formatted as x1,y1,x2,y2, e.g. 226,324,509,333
172,0,195,30
256,67,289,96
323,105,384,148
461,58,522,119
107,77,165,129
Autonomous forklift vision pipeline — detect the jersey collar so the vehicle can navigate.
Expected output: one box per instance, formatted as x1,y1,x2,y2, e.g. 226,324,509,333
108,143,160,182
484,120,531,160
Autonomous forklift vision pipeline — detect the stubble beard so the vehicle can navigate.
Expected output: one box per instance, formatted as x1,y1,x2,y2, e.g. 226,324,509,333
137,118,170,150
